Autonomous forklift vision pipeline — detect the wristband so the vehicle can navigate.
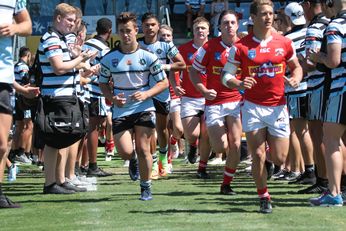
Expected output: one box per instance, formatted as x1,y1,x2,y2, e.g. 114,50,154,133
221,72,235,87
162,64,171,71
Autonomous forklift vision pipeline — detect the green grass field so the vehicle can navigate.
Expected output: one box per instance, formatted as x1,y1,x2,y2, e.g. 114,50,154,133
1,149,345,231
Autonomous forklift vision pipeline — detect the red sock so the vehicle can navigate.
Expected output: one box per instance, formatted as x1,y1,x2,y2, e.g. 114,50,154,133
170,136,177,145
257,187,270,200
198,160,207,172
222,167,236,185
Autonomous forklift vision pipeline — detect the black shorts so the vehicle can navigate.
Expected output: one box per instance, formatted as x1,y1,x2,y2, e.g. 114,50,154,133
88,97,108,117
112,111,156,134
153,98,170,115
14,99,35,121
0,83,13,115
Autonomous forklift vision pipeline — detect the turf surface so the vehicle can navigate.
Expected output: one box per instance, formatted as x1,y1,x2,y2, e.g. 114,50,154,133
1,151,345,231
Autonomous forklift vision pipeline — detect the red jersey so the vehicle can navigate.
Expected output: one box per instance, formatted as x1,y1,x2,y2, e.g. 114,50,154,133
229,33,295,106
179,40,206,98
193,37,242,105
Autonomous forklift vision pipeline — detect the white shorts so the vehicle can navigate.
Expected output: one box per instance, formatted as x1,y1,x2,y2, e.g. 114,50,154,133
205,101,241,128
169,98,181,113
241,100,290,138
180,97,205,119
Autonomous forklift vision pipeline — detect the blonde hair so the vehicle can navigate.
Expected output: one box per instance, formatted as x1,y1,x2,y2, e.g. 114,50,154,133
53,3,76,21
160,24,173,33
250,0,274,15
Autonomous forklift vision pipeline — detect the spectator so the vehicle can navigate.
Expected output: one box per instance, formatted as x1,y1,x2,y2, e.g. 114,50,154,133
185,0,206,38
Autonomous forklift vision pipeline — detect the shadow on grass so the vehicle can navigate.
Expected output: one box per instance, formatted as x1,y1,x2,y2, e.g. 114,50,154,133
129,207,250,214
16,197,111,204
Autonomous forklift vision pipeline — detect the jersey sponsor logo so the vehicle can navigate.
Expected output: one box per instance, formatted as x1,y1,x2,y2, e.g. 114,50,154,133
212,66,223,75
260,47,271,53
214,52,222,61
150,62,162,75
126,60,132,65
112,59,119,68
248,50,256,59
275,48,284,56
248,62,283,78
139,58,146,65
100,66,111,77
168,49,178,59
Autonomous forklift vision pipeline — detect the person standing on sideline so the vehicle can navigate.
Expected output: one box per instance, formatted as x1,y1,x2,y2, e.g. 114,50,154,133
222,0,302,213
0,0,38,208
308,0,346,206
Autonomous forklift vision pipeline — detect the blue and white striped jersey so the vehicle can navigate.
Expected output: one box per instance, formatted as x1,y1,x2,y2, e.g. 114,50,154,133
0,0,27,84
325,12,346,97
138,38,179,102
285,26,307,96
99,47,166,118
14,60,29,85
38,28,77,97
185,0,206,10
305,14,330,93
83,36,110,98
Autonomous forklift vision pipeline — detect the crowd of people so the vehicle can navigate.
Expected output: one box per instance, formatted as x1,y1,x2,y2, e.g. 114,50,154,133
0,0,345,214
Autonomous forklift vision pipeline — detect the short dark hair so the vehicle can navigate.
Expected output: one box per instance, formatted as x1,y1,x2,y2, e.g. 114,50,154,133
96,18,112,34
141,12,159,23
117,12,137,28
218,10,238,27
19,47,30,58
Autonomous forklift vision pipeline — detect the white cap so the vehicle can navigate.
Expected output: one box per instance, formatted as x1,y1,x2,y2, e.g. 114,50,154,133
284,2,306,26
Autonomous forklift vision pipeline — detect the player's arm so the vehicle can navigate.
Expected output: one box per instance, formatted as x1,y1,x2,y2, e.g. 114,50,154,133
222,62,257,90
163,53,186,72
169,71,185,96
286,57,303,89
190,67,216,100
0,9,32,37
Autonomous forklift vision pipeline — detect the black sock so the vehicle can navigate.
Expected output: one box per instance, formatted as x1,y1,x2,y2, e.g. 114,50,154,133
274,165,281,174
0,183,3,195
187,28,191,33
341,175,346,187
89,162,97,170
17,148,25,156
317,177,328,187
305,165,314,172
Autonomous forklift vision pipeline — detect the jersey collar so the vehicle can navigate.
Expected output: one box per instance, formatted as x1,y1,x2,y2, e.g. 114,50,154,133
252,35,273,47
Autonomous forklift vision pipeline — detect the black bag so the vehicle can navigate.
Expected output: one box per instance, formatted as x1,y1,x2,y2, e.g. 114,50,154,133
35,95,89,149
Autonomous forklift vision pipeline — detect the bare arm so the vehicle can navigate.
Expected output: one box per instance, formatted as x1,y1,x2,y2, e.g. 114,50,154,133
165,53,186,71
313,43,341,69
286,57,303,88
190,67,216,100
169,71,185,96
0,9,32,37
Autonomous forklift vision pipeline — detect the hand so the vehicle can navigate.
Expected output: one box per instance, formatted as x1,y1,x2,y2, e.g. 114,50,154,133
113,93,127,107
0,23,17,37
91,64,101,75
284,76,300,89
203,89,217,101
130,91,149,102
174,86,185,96
21,85,40,98
69,43,82,58
241,76,257,90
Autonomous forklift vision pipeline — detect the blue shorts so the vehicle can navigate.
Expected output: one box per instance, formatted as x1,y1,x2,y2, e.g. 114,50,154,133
324,91,346,125
287,95,307,119
307,87,325,121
